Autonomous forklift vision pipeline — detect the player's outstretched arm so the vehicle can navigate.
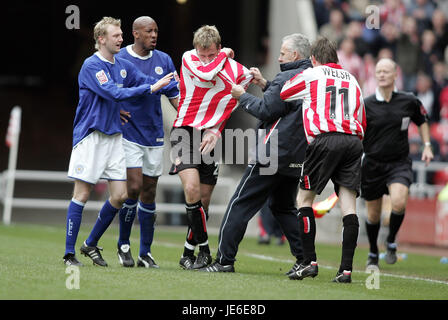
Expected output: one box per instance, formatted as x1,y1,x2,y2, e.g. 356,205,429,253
150,72,174,93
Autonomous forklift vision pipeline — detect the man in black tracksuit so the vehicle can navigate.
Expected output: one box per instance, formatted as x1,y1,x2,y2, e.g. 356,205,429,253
198,33,312,274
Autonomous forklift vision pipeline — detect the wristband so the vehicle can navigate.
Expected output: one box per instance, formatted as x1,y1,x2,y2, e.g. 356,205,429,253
424,142,431,147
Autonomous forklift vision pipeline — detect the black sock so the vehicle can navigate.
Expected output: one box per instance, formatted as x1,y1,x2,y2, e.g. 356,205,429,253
365,219,381,254
185,200,209,244
183,247,195,258
339,214,359,273
387,211,405,243
298,207,316,264
183,226,196,258
199,243,210,254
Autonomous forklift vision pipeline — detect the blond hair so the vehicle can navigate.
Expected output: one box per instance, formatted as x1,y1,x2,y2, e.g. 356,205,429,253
192,25,221,49
93,17,121,50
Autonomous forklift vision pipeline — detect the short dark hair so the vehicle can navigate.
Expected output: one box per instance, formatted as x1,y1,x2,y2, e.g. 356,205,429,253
310,37,339,64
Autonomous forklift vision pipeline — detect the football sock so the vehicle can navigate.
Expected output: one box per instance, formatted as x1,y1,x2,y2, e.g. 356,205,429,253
65,198,85,255
183,245,196,258
118,198,137,247
387,211,405,244
339,214,359,273
365,219,381,254
86,199,119,247
186,200,209,244
138,201,156,256
298,207,316,264
198,240,210,254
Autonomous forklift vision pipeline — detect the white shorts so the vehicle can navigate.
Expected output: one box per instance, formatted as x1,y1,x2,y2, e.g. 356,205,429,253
123,139,164,177
68,131,126,184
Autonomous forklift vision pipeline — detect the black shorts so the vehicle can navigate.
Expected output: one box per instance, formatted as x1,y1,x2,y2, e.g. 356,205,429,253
300,133,363,196
361,156,412,201
169,126,219,185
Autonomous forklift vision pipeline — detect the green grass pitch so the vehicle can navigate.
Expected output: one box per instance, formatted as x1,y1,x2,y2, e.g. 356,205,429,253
0,223,447,300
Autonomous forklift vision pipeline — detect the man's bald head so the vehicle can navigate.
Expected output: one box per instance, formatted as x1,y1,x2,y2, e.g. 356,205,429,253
375,58,397,89
132,16,155,31
132,16,158,52
376,58,397,72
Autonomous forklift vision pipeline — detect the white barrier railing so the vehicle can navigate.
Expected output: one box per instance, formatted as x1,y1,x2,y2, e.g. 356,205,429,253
411,161,448,198
0,170,236,225
1,161,447,225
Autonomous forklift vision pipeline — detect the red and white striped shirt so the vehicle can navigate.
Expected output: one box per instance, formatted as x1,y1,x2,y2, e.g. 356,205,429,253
173,49,252,135
280,63,366,144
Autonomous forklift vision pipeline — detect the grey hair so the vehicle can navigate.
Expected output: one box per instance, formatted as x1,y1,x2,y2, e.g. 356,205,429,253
282,33,311,59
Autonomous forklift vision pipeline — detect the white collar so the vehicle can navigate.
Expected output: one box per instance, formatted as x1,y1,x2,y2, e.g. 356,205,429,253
126,45,153,60
375,86,397,101
95,51,115,64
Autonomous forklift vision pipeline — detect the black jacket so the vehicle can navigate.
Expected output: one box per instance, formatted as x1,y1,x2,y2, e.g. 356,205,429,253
239,59,312,177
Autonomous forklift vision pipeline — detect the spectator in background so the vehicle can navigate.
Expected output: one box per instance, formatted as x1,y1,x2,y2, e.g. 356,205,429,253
320,8,347,45
431,9,448,60
431,61,447,123
377,22,399,55
337,37,365,87
415,72,437,122
433,61,448,92
439,86,448,121
313,0,343,29
380,0,407,27
407,0,435,33
362,53,378,96
396,16,421,92
345,0,370,21
345,20,369,57
419,29,439,76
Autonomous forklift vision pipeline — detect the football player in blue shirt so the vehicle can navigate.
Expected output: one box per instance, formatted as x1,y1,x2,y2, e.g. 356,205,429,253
114,16,179,268
63,17,173,267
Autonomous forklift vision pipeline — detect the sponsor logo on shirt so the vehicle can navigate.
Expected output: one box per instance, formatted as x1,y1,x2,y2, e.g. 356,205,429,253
120,69,127,78
95,70,108,85
155,66,163,75
156,138,164,142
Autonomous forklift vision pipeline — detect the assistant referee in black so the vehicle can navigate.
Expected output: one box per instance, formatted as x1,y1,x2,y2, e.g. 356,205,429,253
362,58,434,267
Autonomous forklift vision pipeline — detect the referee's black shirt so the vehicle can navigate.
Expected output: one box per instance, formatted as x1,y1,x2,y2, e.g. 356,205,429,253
363,90,428,162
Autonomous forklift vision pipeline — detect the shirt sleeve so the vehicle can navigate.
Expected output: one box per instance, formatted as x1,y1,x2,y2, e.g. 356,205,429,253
411,96,429,126
240,74,296,122
280,71,308,102
81,62,152,102
182,50,228,82
205,120,228,137
160,57,180,99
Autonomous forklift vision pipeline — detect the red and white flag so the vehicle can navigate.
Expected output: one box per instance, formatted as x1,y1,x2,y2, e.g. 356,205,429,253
5,106,22,148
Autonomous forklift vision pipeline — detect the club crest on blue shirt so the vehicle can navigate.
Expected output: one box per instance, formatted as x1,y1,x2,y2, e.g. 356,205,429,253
120,69,127,78
155,66,163,75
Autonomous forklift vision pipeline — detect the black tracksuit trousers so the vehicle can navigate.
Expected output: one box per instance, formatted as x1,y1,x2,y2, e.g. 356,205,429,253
216,163,303,265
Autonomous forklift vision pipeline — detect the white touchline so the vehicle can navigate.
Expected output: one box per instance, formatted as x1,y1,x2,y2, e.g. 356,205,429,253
101,233,448,287
243,253,448,286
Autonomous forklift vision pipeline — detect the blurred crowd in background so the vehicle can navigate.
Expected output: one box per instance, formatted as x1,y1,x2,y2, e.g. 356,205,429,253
313,0,448,184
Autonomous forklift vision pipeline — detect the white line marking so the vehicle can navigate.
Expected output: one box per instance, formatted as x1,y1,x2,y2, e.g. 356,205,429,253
155,241,448,286
243,253,448,286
